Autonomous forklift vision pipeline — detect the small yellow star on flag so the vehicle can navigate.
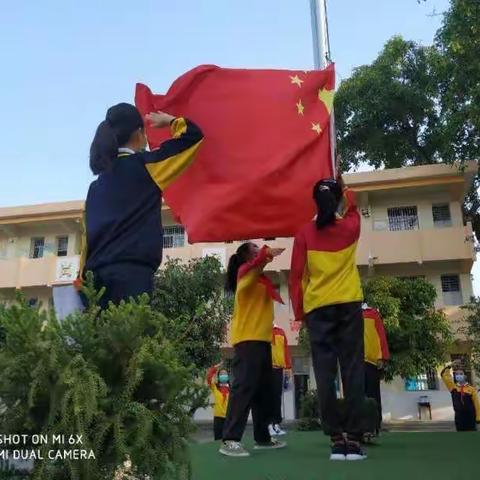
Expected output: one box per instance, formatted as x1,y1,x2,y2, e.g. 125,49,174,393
311,122,322,134
296,99,305,115
318,87,334,114
290,75,304,87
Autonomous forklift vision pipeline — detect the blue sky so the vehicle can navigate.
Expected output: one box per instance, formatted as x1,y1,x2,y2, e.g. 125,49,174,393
2,0,476,292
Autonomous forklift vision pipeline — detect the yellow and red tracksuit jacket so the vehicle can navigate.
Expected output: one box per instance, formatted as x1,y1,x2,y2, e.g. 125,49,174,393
272,325,292,370
441,369,480,422
206,365,230,418
363,307,390,366
229,246,284,346
289,188,363,321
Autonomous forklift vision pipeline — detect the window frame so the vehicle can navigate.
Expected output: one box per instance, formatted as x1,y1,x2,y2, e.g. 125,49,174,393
441,274,463,306
30,237,45,259
387,206,419,232
405,368,438,391
163,225,186,249
56,235,69,257
432,203,452,228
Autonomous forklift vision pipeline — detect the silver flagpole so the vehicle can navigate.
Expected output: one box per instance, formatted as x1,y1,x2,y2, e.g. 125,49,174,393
309,0,336,176
310,0,343,400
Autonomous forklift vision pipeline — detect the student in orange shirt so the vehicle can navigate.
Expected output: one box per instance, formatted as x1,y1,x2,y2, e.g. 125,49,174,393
269,324,292,436
207,364,231,440
220,243,286,457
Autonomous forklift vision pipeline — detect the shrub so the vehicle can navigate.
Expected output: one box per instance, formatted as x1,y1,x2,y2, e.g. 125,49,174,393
0,276,202,480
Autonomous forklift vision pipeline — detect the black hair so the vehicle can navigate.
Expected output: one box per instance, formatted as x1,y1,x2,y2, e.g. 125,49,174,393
89,103,144,175
313,179,343,229
225,242,253,293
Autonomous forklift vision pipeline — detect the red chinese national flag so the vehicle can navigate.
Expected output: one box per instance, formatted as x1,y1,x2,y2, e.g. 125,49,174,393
135,64,335,243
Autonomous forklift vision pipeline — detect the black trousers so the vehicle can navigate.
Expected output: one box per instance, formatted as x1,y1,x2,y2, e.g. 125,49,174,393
89,262,155,309
365,362,382,431
271,368,284,425
455,413,477,432
222,341,273,443
306,302,365,438
213,417,225,440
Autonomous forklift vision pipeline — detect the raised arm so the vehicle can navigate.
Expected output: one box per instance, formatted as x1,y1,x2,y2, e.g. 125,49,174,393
236,246,278,290
289,231,308,322
441,365,455,392
472,388,480,423
144,113,204,190
374,311,390,361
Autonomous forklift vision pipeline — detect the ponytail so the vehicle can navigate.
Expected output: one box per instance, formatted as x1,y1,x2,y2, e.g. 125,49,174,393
89,103,144,175
225,242,252,293
313,180,343,230
314,190,338,229
89,120,118,175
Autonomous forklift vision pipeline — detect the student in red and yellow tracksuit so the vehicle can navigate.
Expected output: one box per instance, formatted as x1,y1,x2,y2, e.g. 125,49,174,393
289,174,366,461
441,364,480,431
220,243,286,457
207,364,231,440
363,305,390,434
269,325,292,436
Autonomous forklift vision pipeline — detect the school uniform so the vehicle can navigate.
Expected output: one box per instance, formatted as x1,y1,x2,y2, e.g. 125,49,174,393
81,118,203,308
207,366,230,440
271,325,292,425
289,187,365,439
441,368,480,431
222,246,284,444
363,307,390,432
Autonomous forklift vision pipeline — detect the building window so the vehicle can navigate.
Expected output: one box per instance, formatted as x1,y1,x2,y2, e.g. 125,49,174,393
56,236,69,257
30,237,45,259
432,204,452,228
405,369,438,391
163,225,185,249
441,275,463,306
387,206,419,231
27,298,38,308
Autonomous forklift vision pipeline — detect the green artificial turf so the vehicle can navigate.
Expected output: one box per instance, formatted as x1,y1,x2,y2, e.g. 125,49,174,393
191,431,480,480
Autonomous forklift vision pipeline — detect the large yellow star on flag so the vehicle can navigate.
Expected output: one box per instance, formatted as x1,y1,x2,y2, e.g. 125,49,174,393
290,75,304,88
296,99,305,115
318,87,334,114
311,122,322,134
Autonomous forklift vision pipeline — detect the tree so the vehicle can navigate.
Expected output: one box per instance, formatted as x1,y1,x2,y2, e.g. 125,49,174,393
298,277,453,381
462,297,480,377
435,0,480,163
151,256,231,392
335,36,444,169
0,278,200,480
435,0,480,239
363,276,453,381
335,1,480,239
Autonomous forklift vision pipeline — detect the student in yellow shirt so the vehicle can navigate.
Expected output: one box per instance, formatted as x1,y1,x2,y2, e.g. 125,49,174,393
441,363,480,431
220,243,286,457
363,304,390,436
269,324,292,436
289,172,366,461
207,364,231,440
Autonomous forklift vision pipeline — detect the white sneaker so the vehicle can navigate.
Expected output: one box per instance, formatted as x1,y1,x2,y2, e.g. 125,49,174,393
274,424,287,436
219,441,250,457
268,424,278,436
